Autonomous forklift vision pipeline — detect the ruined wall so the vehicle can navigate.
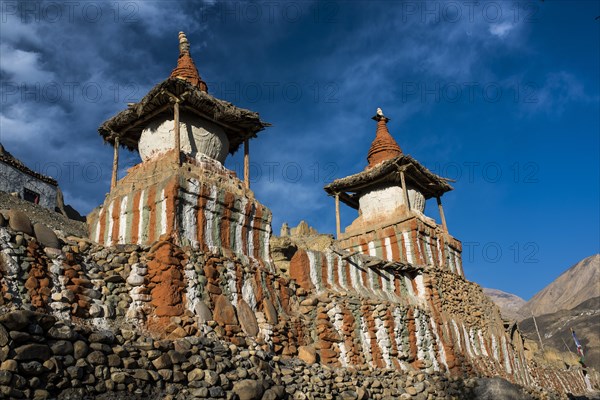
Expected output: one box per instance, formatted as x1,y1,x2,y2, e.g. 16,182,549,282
0,162,57,210
338,216,463,276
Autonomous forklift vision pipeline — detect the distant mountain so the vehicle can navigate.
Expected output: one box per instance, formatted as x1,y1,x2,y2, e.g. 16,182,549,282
483,288,526,321
519,296,600,372
519,254,599,318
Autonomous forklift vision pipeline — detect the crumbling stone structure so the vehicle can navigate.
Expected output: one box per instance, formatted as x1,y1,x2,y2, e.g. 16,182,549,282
87,32,272,267
0,33,596,400
0,144,58,210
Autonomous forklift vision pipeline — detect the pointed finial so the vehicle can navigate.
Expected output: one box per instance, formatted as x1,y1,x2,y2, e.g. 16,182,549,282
178,31,190,55
372,107,390,122
170,31,208,92
367,107,401,168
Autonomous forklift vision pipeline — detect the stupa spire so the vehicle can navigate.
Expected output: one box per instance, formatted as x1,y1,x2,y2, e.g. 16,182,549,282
170,31,208,92
366,108,402,169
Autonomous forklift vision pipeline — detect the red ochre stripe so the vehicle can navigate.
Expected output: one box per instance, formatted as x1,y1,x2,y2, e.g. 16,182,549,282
130,190,142,244
146,185,157,244
196,184,208,251
253,206,263,259
110,196,122,247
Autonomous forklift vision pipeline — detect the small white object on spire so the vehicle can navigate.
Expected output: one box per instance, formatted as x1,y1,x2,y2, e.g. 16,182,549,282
376,108,384,117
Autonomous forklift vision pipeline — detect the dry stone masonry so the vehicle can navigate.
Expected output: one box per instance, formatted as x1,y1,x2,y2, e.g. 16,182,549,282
0,33,596,400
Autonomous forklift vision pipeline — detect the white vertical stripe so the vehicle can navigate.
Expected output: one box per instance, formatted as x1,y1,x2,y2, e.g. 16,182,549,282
307,251,320,292
430,317,448,371
349,256,360,291
404,275,415,297
118,195,128,244
368,241,376,257
478,330,489,357
236,197,248,254
374,315,392,368
160,188,167,235
384,236,393,261
425,235,433,265
137,190,146,245
451,320,462,352
414,274,426,300
462,323,473,358
181,180,198,246
326,251,334,289
247,204,255,258
205,186,217,251
455,251,464,276
94,209,103,243
263,222,271,261
106,201,114,246
337,256,347,290
403,231,414,264
502,335,512,373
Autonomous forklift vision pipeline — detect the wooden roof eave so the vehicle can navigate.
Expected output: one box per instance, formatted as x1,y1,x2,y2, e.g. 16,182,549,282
98,78,269,153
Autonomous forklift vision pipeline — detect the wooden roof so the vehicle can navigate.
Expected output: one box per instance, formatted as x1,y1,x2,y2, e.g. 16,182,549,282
97,78,270,155
324,154,453,209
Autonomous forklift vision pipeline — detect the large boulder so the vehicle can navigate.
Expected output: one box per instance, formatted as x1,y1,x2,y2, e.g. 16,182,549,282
194,301,212,324
236,300,259,337
33,223,59,248
262,298,278,325
232,379,264,400
14,344,52,361
298,345,317,364
0,310,37,330
213,295,238,326
7,209,33,236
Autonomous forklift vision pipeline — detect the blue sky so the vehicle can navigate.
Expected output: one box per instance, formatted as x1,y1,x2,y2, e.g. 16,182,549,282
1,0,598,299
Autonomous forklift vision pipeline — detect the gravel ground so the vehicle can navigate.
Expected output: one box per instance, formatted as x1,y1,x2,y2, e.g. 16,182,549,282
0,191,87,237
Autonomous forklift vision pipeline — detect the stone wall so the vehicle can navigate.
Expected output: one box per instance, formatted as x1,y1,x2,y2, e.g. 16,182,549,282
0,307,496,400
0,216,595,398
338,216,463,276
0,162,57,210
87,155,272,267
286,246,593,396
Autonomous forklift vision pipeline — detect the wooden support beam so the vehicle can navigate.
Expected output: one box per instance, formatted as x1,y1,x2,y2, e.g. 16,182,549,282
437,196,448,232
335,193,341,238
400,169,410,210
341,250,360,260
174,100,181,166
111,137,119,190
244,139,250,189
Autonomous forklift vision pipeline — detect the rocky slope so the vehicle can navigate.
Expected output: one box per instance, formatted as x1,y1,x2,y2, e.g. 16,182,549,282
483,288,527,321
519,296,600,372
0,191,86,238
519,254,600,318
